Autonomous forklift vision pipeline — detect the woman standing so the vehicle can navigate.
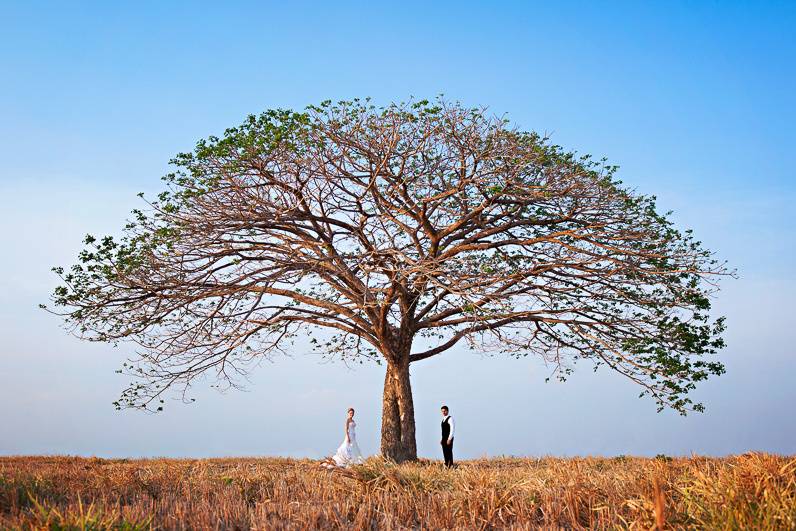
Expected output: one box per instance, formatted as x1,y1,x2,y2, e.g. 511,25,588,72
321,408,364,468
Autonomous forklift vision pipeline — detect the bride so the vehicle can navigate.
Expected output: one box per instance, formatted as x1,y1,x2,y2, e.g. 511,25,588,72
321,407,364,468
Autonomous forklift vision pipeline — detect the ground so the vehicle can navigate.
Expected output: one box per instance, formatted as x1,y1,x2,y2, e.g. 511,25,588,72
1,454,794,529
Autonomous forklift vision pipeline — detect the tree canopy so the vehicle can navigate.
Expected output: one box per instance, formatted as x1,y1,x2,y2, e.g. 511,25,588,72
47,98,730,460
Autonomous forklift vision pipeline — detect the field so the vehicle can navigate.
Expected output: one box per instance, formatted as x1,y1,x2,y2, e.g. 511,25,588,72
1,454,794,529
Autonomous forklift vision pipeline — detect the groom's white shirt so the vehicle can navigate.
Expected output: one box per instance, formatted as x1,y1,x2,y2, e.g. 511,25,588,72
443,415,455,440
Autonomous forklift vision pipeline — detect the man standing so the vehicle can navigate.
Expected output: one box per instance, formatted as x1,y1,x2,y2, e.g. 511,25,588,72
440,405,455,467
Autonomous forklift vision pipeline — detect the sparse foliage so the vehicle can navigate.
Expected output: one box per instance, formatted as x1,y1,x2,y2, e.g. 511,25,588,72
46,98,731,461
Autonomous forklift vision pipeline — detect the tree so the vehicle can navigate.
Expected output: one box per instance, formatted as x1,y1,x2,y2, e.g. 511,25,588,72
46,98,731,462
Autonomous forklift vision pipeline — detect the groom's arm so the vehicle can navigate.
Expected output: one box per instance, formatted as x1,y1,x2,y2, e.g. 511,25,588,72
448,417,455,443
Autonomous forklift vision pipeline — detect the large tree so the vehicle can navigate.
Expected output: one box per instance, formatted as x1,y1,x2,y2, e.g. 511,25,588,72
47,99,730,462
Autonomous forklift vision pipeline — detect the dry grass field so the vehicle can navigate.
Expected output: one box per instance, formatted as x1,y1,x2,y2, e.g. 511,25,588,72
1,453,794,529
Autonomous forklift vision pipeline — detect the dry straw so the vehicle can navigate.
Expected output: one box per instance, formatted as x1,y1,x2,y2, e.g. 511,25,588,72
1,453,794,529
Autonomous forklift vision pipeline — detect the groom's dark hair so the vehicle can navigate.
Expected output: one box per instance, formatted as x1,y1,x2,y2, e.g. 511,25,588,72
441,405,448,411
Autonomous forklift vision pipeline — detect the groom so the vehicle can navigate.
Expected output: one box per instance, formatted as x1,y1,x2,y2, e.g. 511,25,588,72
440,405,455,467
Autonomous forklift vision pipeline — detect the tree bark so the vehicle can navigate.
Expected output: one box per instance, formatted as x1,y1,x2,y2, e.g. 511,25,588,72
380,356,417,462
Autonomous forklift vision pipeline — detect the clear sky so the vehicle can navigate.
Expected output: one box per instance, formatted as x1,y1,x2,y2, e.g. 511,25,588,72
1,1,794,459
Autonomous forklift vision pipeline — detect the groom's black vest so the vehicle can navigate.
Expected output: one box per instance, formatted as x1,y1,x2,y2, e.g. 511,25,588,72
441,416,452,440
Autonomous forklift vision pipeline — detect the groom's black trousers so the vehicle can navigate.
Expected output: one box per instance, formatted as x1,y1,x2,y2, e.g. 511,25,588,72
442,438,454,467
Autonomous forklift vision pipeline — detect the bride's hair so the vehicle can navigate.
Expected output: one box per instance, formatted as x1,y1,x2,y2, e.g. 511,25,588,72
347,407,355,414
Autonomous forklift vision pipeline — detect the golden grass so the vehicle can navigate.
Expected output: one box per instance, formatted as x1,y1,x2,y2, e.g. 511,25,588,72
1,453,794,529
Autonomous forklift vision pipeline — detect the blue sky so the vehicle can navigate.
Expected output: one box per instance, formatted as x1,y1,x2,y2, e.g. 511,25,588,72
1,1,794,459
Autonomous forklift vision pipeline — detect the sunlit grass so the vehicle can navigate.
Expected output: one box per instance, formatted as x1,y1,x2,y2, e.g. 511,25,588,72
1,453,794,529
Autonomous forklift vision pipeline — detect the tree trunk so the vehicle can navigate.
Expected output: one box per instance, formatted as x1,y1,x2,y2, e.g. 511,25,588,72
380,356,417,462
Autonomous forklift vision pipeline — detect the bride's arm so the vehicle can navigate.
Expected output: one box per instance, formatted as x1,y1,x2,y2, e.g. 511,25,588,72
345,418,351,444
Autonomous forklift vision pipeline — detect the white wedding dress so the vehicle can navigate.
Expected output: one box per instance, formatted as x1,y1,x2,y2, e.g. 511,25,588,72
332,420,364,467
